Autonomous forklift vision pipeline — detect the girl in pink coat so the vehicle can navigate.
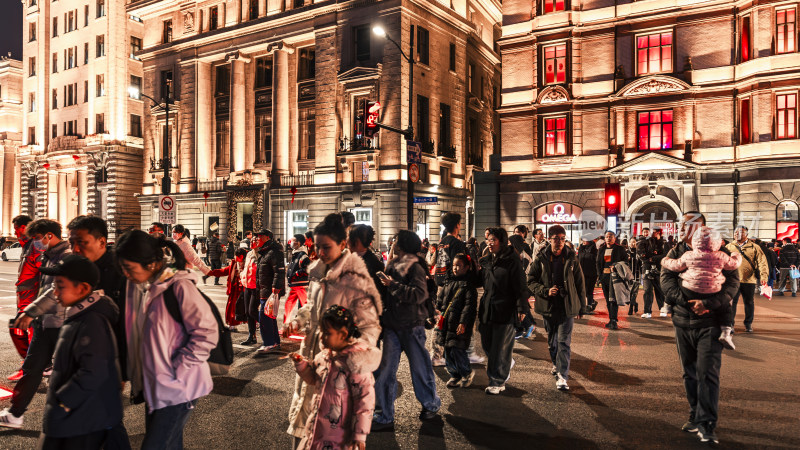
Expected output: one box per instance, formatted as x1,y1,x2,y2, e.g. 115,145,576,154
291,305,378,450
661,226,741,349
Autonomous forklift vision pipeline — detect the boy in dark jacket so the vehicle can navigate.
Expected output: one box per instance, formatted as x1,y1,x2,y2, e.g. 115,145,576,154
436,254,478,388
38,254,124,449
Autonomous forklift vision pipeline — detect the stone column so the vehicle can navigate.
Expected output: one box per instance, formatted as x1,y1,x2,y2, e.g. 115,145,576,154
58,172,68,226
47,171,58,219
2,147,16,233
259,0,267,17
196,62,214,180
270,42,293,176
227,51,251,173
77,169,88,215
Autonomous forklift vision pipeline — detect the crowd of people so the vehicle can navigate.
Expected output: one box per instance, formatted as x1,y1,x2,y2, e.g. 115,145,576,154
0,208,794,448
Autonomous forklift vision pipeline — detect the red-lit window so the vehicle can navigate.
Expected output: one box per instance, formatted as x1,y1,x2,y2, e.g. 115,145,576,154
638,110,673,151
544,44,567,84
776,93,797,139
637,32,672,75
741,16,751,62
544,116,567,156
543,0,566,14
777,8,797,54
740,98,751,144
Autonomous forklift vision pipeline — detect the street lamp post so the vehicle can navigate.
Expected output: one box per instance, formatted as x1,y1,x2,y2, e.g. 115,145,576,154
129,85,171,195
373,25,416,231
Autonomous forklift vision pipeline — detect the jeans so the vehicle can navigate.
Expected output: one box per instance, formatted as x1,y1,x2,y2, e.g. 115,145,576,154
600,274,618,323
674,326,722,424
778,268,797,293
39,429,108,450
283,287,307,324
258,299,281,346
210,259,222,284
543,316,574,380
142,400,197,450
244,288,259,337
10,321,60,417
444,346,471,379
479,322,516,387
373,326,441,423
731,283,756,328
642,272,664,314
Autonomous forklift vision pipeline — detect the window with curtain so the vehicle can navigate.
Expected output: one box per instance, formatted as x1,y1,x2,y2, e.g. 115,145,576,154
637,32,673,75
777,8,797,54
637,110,673,150
544,116,568,156
255,112,272,164
299,107,316,160
543,0,566,14
740,16,751,62
776,93,797,139
215,119,230,167
740,98,751,144
544,43,567,84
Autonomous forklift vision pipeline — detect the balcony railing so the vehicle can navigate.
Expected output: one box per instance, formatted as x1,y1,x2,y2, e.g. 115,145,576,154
198,179,227,192
338,137,378,153
466,152,483,167
438,142,456,159
149,156,177,171
421,139,435,155
280,172,315,187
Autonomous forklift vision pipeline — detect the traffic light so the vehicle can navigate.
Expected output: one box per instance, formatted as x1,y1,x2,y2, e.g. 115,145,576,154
363,101,381,138
605,182,621,216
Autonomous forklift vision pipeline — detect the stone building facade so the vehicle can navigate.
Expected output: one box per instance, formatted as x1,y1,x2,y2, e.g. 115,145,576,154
0,57,23,235
18,0,144,237
478,0,800,242
127,0,501,248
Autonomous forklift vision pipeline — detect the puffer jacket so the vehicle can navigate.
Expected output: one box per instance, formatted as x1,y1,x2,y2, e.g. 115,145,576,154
207,236,223,261
43,292,122,437
779,243,799,268
295,340,378,449
288,246,311,288
24,240,71,329
241,249,258,289
256,239,286,299
725,240,769,284
527,245,586,318
435,276,477,349
175,236,211,275
577,242,597,279
125,269,218,413
16,236,41,294
660,227,741,295
478,245,529,325
661,241,740,329
288,250,382,438
382,253,430,331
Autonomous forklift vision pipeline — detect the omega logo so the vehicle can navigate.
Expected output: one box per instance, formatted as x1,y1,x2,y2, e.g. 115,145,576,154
541,204,578,223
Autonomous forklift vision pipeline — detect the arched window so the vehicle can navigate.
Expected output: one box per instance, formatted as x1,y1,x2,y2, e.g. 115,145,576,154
776,200,799,241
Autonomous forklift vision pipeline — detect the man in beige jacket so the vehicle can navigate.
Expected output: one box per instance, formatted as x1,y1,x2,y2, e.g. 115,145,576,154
725,226,768,333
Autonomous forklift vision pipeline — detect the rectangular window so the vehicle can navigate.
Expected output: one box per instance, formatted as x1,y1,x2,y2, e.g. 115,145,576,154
543,0,566,14
298,107,316,160
97,0,105,18
740,16,751,62
28,57,35,76
351,207,372,226
354,25,370,62
255,112,272,164
161,70,174,100
85,5,89,26
214,65,229,96
352,161,369,183
215,119,230,167
449,43,456,71
29,92,35,112
52,89,57,109
130,36,142,58
249,0,258,20
28,127,36,145
637,110,674,150
417,26,430,65
52,17,58,37
96,74,105,97
544,116,568,156
544,43,567,84
28,22,36,42
130,114,142,138
298,47,315,80
52,53,58,73
96,35,105,57
210,7,219,30
286,210,309,239
68,10,75,32
776,93,797,139
637,32,673,75
68,47,75,69
52,124,58,139
740,98,751,144
130,76,142,99
440,166,451,185
96,114,105,134
84,80,88,102
163,20,173,43
439,103,451,150
468,62,475,93
777,8,797,54
417,95,430,144
255,56,273,89
84,42,89,64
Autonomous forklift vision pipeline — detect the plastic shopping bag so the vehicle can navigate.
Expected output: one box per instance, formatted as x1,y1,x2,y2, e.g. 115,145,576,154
760,285,773,300
790,268,800,279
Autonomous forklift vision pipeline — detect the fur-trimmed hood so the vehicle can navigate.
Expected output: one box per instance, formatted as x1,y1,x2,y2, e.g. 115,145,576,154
320,340,381,374
386,253,422,278
308,250,383,316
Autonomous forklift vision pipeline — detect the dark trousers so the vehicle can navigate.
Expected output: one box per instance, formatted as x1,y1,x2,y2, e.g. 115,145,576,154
258,299,281,346
600,274,618,323
444,346,471,379
674,326,723,424
244,288,259,337
210,259,222,284
642,272,664,314
777,268,797,293
479,322,516,387
142,400,197,450
10,321,60,417
38,429,107,450
544,316,574,380
584,273,597,307
732,283,756,328
516,311,535,333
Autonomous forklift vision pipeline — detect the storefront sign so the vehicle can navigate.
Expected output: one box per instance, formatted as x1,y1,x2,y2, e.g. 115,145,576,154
538,203,579,223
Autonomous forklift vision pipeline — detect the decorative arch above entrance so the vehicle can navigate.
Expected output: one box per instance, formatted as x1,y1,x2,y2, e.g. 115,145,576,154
626,196,682,237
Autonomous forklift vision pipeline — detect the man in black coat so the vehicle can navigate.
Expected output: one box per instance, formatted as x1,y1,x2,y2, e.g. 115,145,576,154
776,237,799,296
207,232,224,285
255,229,286,353
661,212,739,445
638,228,667,318
578,238,598,314
596,231,629,330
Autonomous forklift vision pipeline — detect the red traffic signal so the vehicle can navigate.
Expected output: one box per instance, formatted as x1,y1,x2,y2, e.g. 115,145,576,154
605,183,621,216
364,101,381,138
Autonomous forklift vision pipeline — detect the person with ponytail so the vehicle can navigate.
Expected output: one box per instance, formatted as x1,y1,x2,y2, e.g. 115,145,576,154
283,213,382,447
115,230,218,450
289,305,375,450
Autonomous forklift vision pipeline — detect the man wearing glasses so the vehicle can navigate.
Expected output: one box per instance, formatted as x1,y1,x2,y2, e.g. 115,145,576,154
527,225,586,391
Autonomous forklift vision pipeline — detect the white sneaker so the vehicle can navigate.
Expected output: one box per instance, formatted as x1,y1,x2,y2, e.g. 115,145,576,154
660,311,669,317
468,354,486,365
460,370,475,388
431,357,446,367
556,374,569,391
257,344,279,354
641,313,652,319
0,408,23,429
719,327,736,351
446,377,460,387
485,385,506,395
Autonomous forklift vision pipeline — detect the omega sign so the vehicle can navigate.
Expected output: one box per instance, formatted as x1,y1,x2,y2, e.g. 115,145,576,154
538,203,580,223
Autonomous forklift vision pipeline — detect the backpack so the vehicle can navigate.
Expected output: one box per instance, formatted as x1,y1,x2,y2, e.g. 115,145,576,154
434,245,452,287
163,283,234,376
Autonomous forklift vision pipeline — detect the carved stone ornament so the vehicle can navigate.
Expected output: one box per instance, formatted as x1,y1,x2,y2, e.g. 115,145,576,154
627,79,684,96
537,86,570,105
184,12,194,32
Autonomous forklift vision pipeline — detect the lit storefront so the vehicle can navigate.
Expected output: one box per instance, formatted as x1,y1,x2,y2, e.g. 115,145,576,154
534,202,584,243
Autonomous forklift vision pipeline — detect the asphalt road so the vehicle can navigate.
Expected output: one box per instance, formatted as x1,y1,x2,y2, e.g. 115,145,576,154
0,260,798,449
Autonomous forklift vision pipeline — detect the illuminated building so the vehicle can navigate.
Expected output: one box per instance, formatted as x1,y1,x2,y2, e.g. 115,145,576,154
127,0,501,246
17,0,144,236
477,0,800,241
0,57,23,234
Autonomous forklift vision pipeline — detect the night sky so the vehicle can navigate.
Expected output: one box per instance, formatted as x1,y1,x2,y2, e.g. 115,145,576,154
1,1,23,60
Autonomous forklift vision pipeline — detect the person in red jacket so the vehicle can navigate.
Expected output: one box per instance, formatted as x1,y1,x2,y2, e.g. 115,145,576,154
207,247,247,331
8,215,40,381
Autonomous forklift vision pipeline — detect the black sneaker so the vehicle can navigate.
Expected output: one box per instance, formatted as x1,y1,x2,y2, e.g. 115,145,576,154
419,408,439,421
745,326,754,333
240,336,257,345
604,322,618,330
697,422,719,444
371,420,394,432
681,420,699,433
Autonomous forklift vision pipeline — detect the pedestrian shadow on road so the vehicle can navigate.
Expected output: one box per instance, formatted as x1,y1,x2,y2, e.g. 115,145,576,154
0,429,40,439
568,352,644,386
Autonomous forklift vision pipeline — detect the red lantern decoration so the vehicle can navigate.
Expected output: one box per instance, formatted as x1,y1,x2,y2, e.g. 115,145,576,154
42,162,50,169
72,154,80,161
203,191,210,207
290,186,297,204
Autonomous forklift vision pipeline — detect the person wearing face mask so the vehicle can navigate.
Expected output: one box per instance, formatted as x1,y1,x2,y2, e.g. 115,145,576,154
7,215,41,381
1,219,71,430
283,213,382,447
206,247,248,332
